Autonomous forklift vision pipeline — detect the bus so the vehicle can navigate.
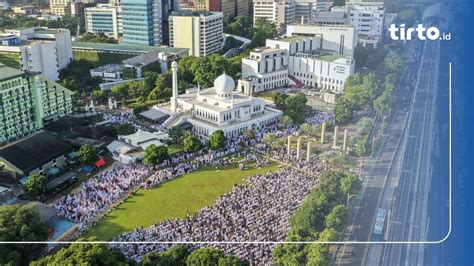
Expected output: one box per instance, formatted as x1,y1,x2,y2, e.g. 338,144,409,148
372,208,387,241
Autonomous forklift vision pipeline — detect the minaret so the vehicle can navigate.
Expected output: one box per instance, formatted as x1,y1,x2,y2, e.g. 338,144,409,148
89,99,95,113
197,83,200,96
171,61,178,112
231,91,234,109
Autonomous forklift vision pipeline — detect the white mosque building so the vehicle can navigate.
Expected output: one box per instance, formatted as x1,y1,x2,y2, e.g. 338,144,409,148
153,61,282,139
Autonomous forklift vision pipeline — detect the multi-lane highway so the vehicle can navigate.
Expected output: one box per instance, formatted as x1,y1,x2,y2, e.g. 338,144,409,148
376,39,441,266
334,18,448,266
334,38,424,266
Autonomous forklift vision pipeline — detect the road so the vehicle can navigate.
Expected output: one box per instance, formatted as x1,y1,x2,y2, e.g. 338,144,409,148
334,38,423,265
376,39,441,266
335,30,445,266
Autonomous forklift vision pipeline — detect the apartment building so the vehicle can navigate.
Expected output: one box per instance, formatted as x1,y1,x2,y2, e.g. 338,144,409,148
0,27,73,81
0,64,73,144
169,11,223,57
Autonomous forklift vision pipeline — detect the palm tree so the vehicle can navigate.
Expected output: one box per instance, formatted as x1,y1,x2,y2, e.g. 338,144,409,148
263,133,278,149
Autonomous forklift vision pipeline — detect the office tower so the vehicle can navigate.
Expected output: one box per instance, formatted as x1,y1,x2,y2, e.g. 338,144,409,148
121,0,162,46
85,4,120,39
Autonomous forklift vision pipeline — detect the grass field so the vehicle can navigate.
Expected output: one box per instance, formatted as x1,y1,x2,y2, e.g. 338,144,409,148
85,159,280,240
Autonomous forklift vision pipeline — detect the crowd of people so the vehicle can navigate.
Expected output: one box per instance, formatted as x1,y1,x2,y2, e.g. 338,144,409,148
110,168,318,264
53,108,336,264
304,111,335,127
102,110,148,132
52,164,151,226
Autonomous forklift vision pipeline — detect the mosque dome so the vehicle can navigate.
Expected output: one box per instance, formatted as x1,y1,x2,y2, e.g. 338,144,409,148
214,72,235,97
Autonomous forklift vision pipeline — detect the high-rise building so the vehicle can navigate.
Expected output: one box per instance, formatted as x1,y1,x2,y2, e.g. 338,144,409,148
347,2,385,46
180,0,221,12
85,4,120,39
0,27,73,81
121,0,162,46
49,0,72,16
169,11,223,57
253,0,296,28
0,64,73,144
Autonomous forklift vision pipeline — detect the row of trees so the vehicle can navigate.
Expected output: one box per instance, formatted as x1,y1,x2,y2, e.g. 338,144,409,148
353,117,375,157
108,54,242,106
272,171,361,265
31,240,247,265
143,129,227,166
334,52,403,123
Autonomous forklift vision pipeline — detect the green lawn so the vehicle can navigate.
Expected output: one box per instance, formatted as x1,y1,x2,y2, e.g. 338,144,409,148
85,160,280,240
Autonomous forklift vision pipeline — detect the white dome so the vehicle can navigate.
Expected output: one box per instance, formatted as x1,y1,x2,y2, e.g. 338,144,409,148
214,73,235,96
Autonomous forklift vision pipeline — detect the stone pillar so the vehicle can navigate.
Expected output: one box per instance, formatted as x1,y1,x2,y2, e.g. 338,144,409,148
171,61,178,112
343,129,348,152
321,122,326,144
307,141,312,161
287,136,292,155
333,126,339,147
296,137,302,160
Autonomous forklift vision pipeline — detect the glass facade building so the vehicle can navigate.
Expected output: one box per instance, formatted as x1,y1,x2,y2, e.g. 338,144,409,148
121,0,162,46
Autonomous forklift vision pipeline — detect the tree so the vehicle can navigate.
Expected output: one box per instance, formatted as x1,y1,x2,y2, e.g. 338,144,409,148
272,234,309,265
355,117,374,138
334,98,355,123
306,245,331,266
244,128,256,140
183,132,202,152
340,174,362,207
272,92,289,110
0,205,49,265
114,123,136,135
218,256,248,266
374,91,391,114
328,153,352,172
142,245,190,266
111,83,128,100
355,134,372,157
325,204,349,232
284,93,307,124
397,8,419,27
24,174,48,198
281,115,294,127
186,247,224,266
263,133,279,149
92,89,107,102
143,144,170,165
77,144,99,165
169,126,184,143
318,228,339,242
209,130,226,150
30,238,130,265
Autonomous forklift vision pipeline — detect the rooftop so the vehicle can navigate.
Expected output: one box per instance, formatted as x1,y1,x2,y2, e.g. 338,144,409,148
91,64,123,73
0,130,72,174
72,41,188,54
0,64,24,81
276,36,312,42
170,10,222,17
313,53,347,62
